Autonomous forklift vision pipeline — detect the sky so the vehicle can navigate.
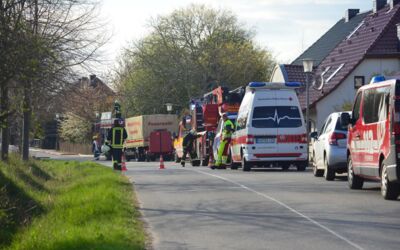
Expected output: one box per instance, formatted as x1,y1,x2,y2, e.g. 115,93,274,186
99,0,372,73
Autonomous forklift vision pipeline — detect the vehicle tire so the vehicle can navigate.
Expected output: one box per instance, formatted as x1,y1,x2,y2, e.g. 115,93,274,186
242,157,251,172
281,164,290,171
191,160,201,167
201,156,209,167
348,155,363,189
297,164,306,171
231,162,239,170
324,157,335,181
313,152,323,177
381,163,400,200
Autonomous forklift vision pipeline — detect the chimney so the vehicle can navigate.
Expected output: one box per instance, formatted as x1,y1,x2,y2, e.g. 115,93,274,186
345,9,360,22
89,74,97,87
390,0,400,8
373,0,387,13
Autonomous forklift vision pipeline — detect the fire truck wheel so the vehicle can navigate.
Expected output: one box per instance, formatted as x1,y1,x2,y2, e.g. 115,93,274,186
381,163,400,200
191,160,201,167
348,155,363,189
324,157,335,181
201,157,209,166
242,157,251,172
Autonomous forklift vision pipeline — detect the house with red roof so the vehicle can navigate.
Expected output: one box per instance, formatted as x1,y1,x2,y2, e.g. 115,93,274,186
271,0,400,130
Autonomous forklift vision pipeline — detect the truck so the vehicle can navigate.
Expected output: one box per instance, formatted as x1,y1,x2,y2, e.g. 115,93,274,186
174,86,245,167
124,114,178,161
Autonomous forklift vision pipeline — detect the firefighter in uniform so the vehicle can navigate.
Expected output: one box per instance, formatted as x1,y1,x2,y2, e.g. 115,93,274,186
215,113,234,168
107,119,127,170
181,129,197,167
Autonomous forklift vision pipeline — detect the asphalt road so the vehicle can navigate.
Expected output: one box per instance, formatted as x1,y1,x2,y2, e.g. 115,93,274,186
30,150,400,250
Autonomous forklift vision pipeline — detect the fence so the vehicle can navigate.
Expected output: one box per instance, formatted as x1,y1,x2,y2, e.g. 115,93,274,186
59,142,92,155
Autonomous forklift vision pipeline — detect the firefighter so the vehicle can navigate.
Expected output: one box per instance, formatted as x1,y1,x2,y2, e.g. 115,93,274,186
181,129,197,167
107,119,127,170
215,113,234,168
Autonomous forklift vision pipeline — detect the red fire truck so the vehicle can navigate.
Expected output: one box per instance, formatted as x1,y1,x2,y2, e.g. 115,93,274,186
174,86,245,166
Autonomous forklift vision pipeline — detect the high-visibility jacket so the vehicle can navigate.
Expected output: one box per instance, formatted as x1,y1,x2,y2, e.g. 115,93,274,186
222,119,234,139
110,127,126,149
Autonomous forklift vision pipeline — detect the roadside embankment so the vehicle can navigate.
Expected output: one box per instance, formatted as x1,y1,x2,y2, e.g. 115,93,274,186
0,155,146,250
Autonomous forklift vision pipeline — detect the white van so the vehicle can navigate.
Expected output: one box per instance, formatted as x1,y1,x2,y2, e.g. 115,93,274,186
231,82,308,171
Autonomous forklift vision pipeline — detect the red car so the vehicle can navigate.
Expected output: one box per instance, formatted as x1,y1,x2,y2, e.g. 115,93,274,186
341,76,400,200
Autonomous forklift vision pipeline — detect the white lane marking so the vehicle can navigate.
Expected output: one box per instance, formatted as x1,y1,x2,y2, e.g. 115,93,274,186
192,169,364,250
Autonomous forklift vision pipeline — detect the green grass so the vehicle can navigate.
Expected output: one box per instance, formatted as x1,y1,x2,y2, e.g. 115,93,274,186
0,155,146,250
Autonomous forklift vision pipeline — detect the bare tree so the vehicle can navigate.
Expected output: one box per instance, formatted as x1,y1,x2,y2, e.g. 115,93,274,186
0,0,109,160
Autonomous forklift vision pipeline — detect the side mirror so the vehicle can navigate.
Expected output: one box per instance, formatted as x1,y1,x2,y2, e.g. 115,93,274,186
310,131,318,140
340,112,351,127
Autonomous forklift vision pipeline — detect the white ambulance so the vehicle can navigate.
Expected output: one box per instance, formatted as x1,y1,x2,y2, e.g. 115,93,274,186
231,82,308,171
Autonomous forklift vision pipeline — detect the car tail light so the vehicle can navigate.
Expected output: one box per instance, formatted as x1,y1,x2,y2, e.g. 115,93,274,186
245,135,254,144
277,134,307,144
329,132,346,145
300,134,307,144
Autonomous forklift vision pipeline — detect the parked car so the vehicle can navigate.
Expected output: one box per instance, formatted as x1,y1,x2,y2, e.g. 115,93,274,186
231,82,308,172
310,112,350,180
212,114,238,169
341,76,400,200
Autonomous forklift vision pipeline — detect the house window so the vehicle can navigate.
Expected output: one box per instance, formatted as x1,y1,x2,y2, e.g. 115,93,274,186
354,76,365,88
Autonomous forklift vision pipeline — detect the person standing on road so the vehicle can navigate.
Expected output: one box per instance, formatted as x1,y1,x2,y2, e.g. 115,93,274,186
107,119,127,170
215,113,234,168
92,136,100,160
181,129,197,167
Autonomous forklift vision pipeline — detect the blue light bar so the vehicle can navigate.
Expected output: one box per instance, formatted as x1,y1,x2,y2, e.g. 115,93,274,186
285,82,302,87
370,75,386,84
248,82,266,88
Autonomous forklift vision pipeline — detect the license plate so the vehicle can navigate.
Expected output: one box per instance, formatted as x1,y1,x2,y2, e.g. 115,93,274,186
256,137,275,144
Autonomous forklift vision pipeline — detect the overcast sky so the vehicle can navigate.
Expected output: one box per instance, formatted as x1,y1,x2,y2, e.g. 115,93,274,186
99,0,372,72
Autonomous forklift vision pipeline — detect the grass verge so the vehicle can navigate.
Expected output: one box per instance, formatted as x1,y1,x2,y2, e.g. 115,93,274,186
0,155,146,250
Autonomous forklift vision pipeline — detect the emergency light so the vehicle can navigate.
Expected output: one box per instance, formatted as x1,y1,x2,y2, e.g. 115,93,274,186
248,82,266,88
248,82,303,88
285,82,302,88
370,75,386,84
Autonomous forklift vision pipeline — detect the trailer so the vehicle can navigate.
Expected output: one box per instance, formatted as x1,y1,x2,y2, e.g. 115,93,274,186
124,114,178,161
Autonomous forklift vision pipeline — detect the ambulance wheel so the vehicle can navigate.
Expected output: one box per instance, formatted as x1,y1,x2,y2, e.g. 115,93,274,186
297,161,307,171
381,163,400,200
281,164,290,171
324,157,335,181
191,160,201,167
242,158,251,172
348,155,363,189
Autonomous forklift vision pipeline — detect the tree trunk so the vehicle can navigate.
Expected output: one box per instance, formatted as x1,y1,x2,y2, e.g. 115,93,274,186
1,84,9,161
22,83,31,161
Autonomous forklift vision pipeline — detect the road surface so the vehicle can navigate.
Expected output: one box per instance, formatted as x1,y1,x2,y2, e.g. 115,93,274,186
31,150,400,250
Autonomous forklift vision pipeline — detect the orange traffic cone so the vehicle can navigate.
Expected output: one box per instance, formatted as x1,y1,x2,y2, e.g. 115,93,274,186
121,153,127,172
159,155,165,169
